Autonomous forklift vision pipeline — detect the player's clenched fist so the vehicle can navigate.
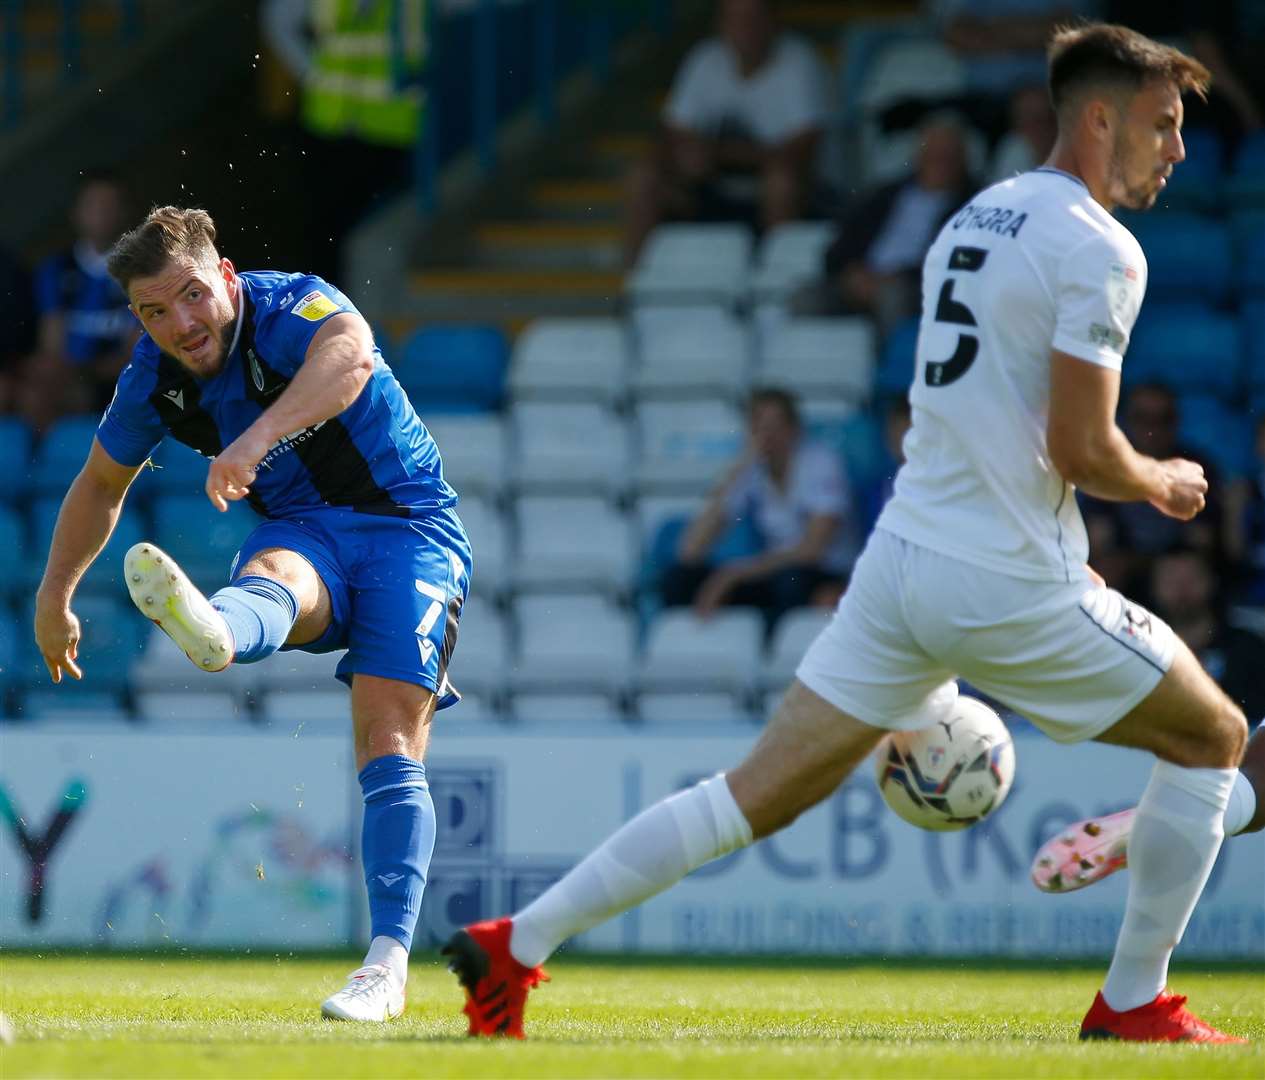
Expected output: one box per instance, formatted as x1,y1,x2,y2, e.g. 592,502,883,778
1151,457,1208,521
33,598,83,683
206,431,271,511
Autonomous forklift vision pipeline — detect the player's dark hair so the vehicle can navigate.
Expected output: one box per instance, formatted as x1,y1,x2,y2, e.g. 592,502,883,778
1047,23,1210,115
748,386,800,428
107,206,219,292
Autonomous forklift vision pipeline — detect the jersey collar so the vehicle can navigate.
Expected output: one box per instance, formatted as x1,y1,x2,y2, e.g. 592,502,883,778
1033,166,1088,191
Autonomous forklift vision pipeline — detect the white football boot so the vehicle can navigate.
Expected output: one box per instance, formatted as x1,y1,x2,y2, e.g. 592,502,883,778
123,543,233,672
321,965,406,1022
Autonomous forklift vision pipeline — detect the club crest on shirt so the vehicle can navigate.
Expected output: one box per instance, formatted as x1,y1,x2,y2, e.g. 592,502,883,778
248,347,266,392
291,290,339,322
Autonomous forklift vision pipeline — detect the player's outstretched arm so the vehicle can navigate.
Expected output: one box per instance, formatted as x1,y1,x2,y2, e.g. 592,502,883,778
34,438,142,682
1047,350,1206,520
205,312,375,511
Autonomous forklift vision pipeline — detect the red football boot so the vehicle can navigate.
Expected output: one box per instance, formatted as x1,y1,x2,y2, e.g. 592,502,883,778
1080,990,1248,1043
442,917,548,1038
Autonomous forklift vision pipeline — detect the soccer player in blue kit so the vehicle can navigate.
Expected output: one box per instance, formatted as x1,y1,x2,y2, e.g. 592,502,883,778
33,206,469,1022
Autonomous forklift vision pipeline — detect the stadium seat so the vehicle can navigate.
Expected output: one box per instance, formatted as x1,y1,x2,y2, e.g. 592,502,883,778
1127,214,1232,306
454,495,509,598
151,494,256,592
875,317,920,398
1240,222,1265,299
755,318,876,404
513,496,635,595
634,400,745,495
1244,302,1265,395
510,403,631,497
29,415,102,495
130,624,259,699
134,690,248,726
1155,127,1221,211
17,594,142,695
444,595,509,699
0,417,33,503
29,498,146,597
0,605,19,698
632,306,752,401
637,607,763,697
761,607,832,691
419,414,507,498
626,224,753,308
19,686,130,724
1226,131,1265,209
0,507,25,598
508,594,635,697
1127,309,1241,399
258,688,350,729
748,221,834,306
508,318,629,405
266,648,345,691
131,441,210,500
636,690,753,727
449,691,500,725
1177,395,1256,480
397,325,509,413
506,691,626,727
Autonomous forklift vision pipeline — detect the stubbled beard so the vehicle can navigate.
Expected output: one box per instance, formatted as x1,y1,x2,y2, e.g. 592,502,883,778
1109,133,1159,211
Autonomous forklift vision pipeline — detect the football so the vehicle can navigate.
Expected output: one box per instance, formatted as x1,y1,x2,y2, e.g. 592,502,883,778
874,696,1016,831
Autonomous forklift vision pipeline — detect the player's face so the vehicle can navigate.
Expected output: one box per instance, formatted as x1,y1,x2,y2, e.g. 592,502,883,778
129,256,239,378
1108,80,1185,211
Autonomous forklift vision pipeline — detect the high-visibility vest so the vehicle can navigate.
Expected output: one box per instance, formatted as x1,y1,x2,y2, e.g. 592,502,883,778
302,0,427,148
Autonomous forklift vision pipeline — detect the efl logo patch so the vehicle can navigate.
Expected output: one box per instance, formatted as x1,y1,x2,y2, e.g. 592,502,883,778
291,290,340,322
1088,322,1124,349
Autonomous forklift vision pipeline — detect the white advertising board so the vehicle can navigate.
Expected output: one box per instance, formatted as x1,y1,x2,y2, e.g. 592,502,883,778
2,726,1262,959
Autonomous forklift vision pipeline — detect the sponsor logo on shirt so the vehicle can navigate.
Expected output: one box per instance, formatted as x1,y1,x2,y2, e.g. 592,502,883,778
1088,323,1124,349
291,290,340,322
257,420,328,470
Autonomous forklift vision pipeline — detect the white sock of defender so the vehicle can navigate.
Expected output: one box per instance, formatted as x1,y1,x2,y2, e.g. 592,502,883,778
1223,770,1256,836
1102,761,1235,1012
362,935,408,989
508,774,753,968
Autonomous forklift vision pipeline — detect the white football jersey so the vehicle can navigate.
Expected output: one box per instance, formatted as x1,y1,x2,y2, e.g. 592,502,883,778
877,167,1147,582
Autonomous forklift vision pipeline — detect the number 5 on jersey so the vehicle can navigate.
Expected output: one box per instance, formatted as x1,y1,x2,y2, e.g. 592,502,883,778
926,246,988,388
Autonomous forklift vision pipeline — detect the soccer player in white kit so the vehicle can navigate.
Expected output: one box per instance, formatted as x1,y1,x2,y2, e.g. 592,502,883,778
445,24,1251,1043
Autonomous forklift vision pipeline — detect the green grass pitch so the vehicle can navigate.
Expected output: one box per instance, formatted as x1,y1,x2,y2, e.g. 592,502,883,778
0,954,1261,1078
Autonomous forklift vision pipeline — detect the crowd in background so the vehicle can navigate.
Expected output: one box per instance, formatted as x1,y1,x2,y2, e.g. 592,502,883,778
2,0,1263,720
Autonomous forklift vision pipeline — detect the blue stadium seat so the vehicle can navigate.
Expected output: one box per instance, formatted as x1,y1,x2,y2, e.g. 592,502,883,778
1157,127,1221,211
0,507,25,598
1226,131,1265,210
1126,308,1241,399
1177,395,1256,480
151,494,256,592
15,593,144,697
0,605,18,700
29,415,102,495
29,498,146,597
0,417,33,503
1240,223,1265,299
876,318,919,397
1127,214,1231,306
397,325,508,413
129,441,210,501
1245,302,1265,394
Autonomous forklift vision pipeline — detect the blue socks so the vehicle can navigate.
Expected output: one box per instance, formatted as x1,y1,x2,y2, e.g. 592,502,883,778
358,755,436,951
210,575,299,664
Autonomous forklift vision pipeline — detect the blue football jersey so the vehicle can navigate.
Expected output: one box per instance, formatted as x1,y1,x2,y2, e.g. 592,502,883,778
35,246,135,363
96,271,457,519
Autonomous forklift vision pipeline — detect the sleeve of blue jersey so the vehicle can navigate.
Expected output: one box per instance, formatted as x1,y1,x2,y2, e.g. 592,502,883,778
256,276,359,376
95,350,165,467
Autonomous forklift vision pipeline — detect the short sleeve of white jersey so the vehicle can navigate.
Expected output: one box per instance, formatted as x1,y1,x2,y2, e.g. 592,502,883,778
1051,228,1146,371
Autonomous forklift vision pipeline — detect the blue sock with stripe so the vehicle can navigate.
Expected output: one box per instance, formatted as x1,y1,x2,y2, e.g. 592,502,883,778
209,575,298,664
359,754,436,952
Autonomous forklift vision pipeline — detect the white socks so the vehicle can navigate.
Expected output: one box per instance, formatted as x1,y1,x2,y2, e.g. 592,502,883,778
509,774,753,968
363,934,408,989
1223,769,1257,836
1102,760,1235,1012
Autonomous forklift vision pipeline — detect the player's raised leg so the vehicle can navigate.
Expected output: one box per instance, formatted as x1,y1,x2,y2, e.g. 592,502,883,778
443,679,885,1037
123,543,327,670
320,674,438,1022
1032,722,1261,894
1074,641,1249,1042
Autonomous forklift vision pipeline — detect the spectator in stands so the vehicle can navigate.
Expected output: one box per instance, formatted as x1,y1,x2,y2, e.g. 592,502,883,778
19,173,136,432
797,113,975,332
988,82,1056,181
1081,384,1224,597
1225,415,1265,605
660,387,854,627
0,244,37,415
623,0,831,268
1149,545,1265,723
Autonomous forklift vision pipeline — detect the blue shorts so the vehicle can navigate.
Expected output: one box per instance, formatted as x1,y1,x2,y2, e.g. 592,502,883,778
230,505,472,708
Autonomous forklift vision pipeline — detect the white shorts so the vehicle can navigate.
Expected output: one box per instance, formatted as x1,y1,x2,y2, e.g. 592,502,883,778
795,529,1177,743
